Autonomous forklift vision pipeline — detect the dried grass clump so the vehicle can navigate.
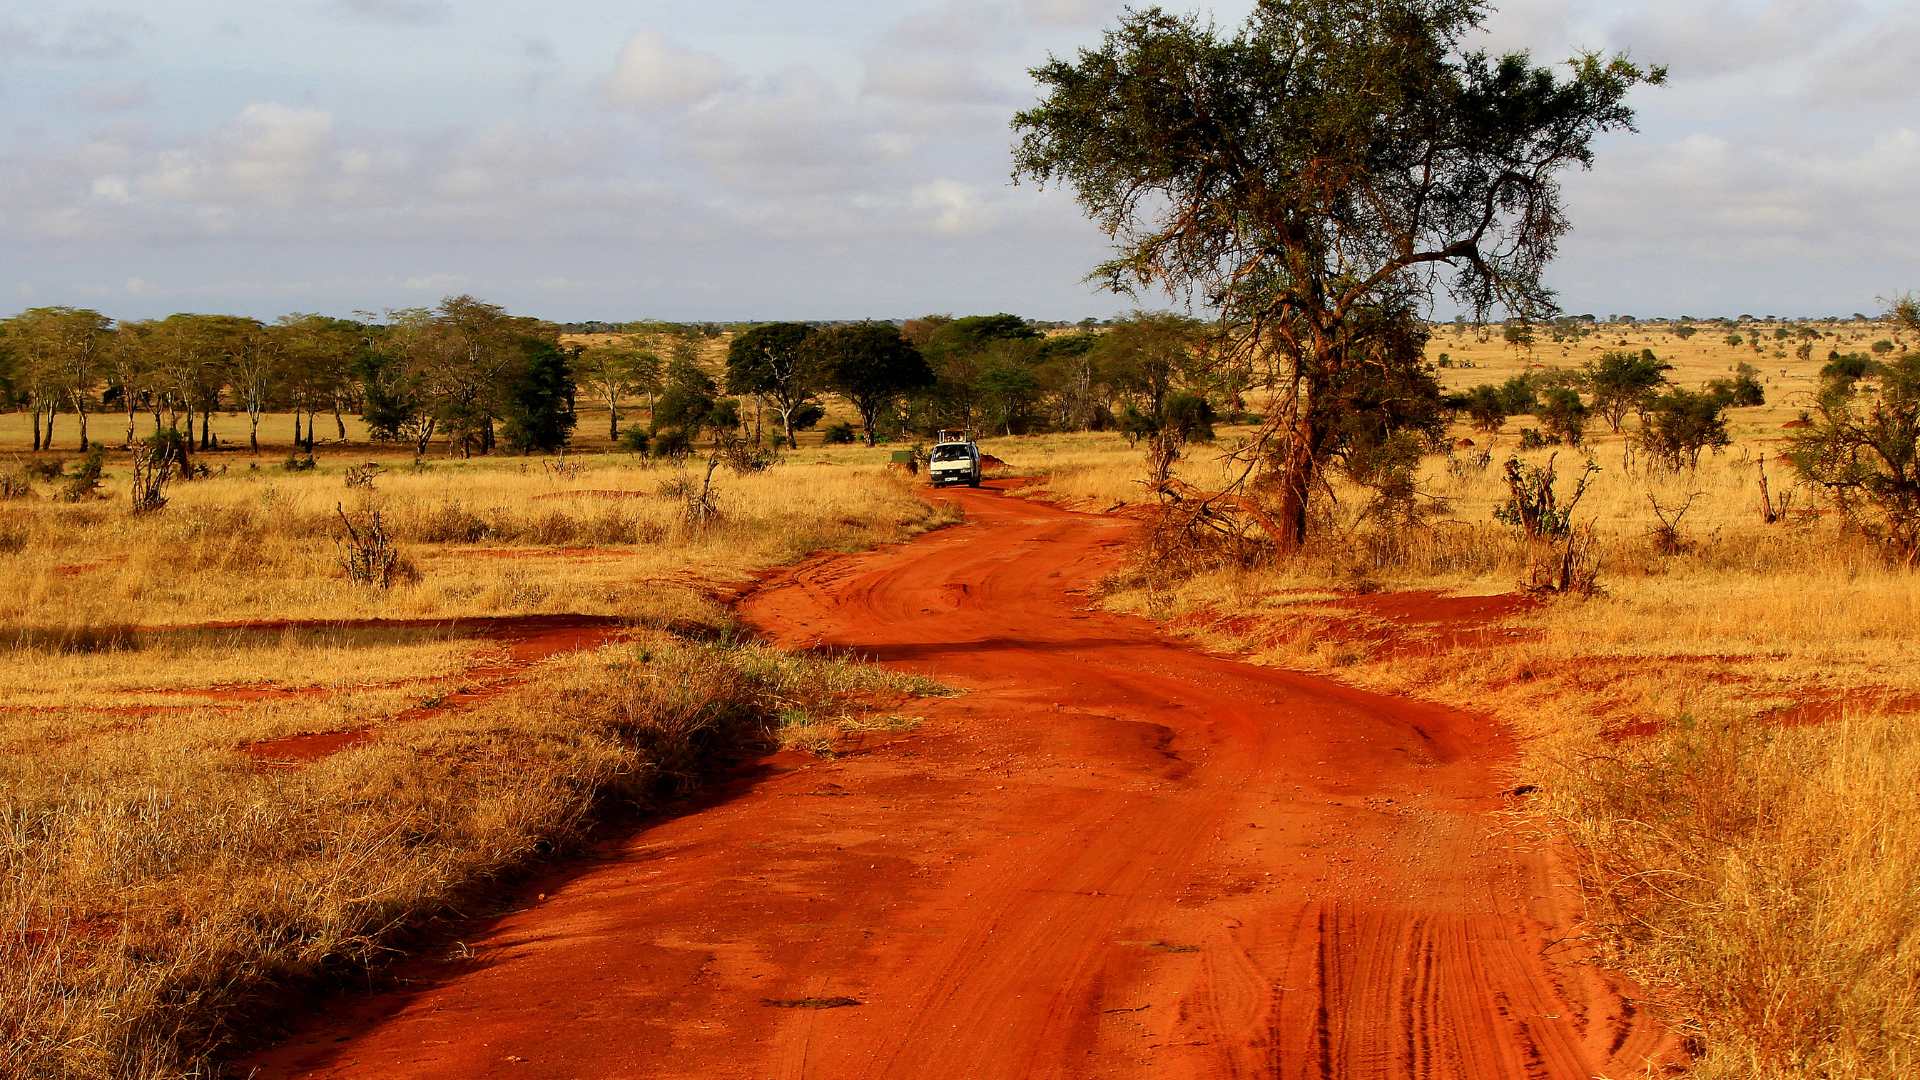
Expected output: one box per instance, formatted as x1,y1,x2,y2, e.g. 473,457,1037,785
1553,709,1920,1079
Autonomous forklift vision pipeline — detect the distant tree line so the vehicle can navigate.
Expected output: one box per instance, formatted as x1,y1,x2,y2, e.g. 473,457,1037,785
0,297,580,457
0,298,1247,458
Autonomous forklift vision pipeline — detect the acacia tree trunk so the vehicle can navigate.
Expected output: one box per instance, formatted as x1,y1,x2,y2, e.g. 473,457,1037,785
31,407,42,452
607,392,621,441
1271,412,1315,553
293,412,303,448
42,404,57,449
334,404,347,441
69,389,90,451
248,411,261,453
200,409,211,450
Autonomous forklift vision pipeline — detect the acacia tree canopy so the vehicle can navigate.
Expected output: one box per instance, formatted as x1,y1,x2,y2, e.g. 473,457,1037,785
806,323,933,446
726,322,820,449
1013,0,1662,548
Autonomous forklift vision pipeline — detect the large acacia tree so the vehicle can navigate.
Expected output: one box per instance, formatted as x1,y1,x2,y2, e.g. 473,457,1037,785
1014,0,1662,548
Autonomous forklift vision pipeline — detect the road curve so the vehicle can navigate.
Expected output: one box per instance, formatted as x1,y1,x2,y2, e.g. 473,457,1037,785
251,481,1677,1079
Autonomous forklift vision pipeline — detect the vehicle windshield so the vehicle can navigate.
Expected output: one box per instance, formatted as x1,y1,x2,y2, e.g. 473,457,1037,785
930,445,972,462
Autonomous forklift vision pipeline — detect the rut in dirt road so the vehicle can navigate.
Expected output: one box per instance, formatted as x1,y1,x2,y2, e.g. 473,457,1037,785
251,481,1679,1080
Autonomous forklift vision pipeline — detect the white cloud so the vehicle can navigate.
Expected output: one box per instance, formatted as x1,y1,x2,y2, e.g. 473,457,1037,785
221,103,334,199
90,175,130,203
118,103,337,208
603,31,736,110
912,179,1000,235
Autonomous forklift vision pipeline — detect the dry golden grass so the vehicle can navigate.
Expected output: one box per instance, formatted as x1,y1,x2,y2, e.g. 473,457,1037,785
0,446,953,1078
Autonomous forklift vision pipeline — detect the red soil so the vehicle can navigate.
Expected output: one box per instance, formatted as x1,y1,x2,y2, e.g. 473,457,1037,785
53,560,108,576
1179,589,1541,661
249,728,376,768
250,482,1677,1079
455,547,635,560
237,615,632,766
530,489,650,500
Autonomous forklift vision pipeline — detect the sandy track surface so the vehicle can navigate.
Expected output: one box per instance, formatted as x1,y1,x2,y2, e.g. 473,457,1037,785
251,482,1676,1079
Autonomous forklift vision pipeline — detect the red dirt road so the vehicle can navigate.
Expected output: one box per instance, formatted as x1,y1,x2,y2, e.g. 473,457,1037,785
252,483,1677,1079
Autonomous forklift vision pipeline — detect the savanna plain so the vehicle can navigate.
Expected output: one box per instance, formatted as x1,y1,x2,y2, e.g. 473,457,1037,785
4,318,1918,1080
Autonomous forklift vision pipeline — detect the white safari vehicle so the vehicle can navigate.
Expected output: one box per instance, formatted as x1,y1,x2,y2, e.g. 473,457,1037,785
927,433,982,488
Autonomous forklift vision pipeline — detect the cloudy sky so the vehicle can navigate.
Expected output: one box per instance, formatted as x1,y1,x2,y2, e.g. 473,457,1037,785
3,0,1915,323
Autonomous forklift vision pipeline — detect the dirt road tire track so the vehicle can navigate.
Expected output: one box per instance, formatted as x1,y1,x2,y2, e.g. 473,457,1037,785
250,482,1677,1079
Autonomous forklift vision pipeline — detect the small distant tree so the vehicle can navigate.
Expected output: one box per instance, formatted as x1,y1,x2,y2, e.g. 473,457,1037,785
1462,384,1510,433
976,353,1044,435
1161,392,1216,443
806,323,933,445
1871,340,1895,355
1821,353,1877,393
224,318,276,452
919,314,1040,431
1638,388,1731,469
1496,374,1537,415
1089,311,1211,424
1707,362,1766,408
1586,349,1673,432
1789,351,1920,562
726,323,820,449
500,338,577,453
5,307,112,451
1503,321,1535,354
578,340,661,441
1538,386,1590,445
1887,291,1918,349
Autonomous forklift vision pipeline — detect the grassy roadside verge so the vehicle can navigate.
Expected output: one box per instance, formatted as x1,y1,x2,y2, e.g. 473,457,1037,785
1,632,946,1079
